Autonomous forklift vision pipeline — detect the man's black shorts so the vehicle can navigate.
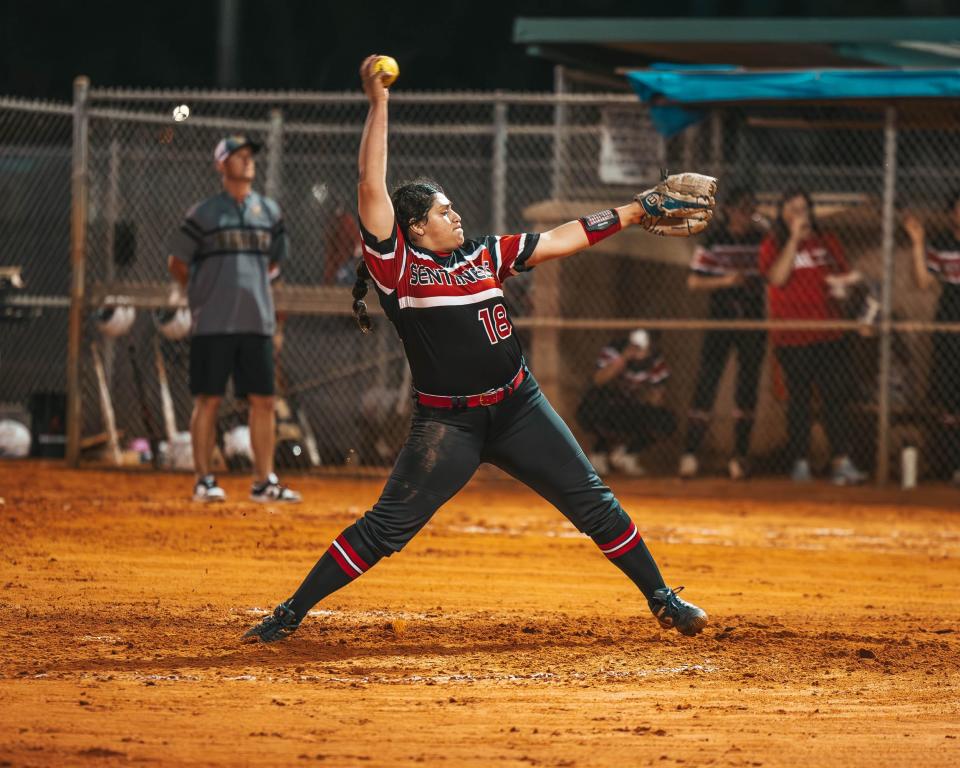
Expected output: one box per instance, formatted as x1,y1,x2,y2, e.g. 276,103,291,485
189,333,274,397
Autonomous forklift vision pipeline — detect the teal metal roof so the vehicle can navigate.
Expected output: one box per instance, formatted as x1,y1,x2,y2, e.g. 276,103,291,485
514,17,960,69
514,18,960,44
627,68,960,103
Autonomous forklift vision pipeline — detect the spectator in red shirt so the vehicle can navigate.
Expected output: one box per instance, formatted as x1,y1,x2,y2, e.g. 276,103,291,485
759,190,867,485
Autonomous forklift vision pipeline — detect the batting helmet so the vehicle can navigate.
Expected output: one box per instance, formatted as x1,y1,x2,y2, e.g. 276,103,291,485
95,305,136,338
154,307,191,341
0,419,31,458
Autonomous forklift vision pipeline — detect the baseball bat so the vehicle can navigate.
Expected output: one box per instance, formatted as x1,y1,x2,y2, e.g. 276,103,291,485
153,336,177,443
294,401,321,467
91,341,122,466
273,319,320,467
128,343,162,468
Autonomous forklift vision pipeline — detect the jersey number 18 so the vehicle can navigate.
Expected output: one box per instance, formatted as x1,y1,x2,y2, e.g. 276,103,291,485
478,303,512,345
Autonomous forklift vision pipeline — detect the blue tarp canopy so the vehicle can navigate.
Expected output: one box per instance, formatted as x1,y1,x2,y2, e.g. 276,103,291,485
625,67,960,136
626,67,960,103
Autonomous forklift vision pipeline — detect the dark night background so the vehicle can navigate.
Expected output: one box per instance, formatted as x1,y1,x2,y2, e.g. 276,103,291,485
0,0,955,98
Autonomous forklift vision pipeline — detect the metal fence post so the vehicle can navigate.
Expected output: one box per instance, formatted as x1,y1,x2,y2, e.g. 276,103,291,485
264,108,284,200
102,133,122,386
875,106,898,485
66,76,90,467
492,98,507,234
551,66,566,200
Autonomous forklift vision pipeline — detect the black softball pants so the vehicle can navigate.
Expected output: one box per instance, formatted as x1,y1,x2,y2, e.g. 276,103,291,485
690,329,766,416
775,338,855,462
684,329,766,456
358,371,633,553
287,371,667,618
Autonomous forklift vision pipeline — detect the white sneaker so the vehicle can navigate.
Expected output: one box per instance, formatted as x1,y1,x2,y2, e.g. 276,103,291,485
193,474,226,502
678,453,698,479
250,473,302,503
831,456,867,486
609,446,646,477
728,456,748,481
790,459,812,483
588,452,610,476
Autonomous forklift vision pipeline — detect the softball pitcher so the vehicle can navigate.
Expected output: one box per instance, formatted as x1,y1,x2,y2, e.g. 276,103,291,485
244,55,715,643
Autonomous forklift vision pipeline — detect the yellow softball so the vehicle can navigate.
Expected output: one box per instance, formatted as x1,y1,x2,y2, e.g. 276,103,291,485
371,55,400,87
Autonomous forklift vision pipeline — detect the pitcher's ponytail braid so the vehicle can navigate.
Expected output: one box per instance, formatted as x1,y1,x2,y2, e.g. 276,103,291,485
352,260,373,333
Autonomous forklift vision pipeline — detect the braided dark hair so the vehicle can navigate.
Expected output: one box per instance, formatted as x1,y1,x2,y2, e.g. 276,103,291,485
350,178,445,334
392,178,444,241
352,260,373,333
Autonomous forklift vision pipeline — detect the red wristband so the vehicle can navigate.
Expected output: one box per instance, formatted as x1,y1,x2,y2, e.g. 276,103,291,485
579,209,622,245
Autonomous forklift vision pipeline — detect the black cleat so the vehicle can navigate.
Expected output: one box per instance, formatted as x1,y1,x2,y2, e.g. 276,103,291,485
648,586,708,637
250,473,302,504
242,601,301,643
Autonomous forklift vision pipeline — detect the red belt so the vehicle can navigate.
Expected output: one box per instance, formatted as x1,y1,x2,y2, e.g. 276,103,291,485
415,366,527,409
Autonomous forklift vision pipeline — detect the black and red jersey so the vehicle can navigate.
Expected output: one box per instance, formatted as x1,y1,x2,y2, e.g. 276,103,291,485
595,339,670,394
359,220,539,396
689,222,765,319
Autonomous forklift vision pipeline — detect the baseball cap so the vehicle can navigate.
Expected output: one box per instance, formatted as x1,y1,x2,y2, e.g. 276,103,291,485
213,135,262,164
628,329,650,350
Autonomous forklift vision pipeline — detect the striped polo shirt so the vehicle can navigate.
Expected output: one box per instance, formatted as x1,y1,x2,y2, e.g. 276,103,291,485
169,190,288,336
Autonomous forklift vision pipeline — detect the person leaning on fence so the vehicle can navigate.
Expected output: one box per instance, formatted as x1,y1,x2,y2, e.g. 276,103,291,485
167,135,301,504
577,329,677,477
678,187,766,481
759,189,867,485
903,195,960,486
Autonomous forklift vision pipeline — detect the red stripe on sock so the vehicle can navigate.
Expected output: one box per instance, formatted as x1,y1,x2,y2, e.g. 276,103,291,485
336,535,369,572
605,533,641,559
328,544,360,579
600,522,638,551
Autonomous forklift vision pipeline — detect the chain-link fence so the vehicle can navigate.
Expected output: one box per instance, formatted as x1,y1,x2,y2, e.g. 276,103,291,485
0,96,73,457
2,79,959,486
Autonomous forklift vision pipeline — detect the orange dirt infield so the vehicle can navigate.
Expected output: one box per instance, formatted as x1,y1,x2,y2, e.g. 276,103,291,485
1,461,958,767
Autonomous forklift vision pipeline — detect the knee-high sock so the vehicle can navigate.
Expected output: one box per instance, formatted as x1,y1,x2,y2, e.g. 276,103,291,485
287,523,382,618
592,515,666,599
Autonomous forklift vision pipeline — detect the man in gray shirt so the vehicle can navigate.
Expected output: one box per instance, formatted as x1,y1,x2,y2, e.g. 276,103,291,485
168,135,300,503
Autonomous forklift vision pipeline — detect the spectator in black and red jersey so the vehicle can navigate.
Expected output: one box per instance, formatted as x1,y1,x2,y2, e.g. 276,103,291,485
903,193,960,485
678,187,766,481
760,189,867,485
577,329,676,477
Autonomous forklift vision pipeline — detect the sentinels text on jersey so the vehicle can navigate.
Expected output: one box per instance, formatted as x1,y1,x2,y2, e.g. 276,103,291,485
359,221,540,396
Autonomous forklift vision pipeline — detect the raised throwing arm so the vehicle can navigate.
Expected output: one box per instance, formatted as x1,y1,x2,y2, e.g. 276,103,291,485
357,55,394,241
